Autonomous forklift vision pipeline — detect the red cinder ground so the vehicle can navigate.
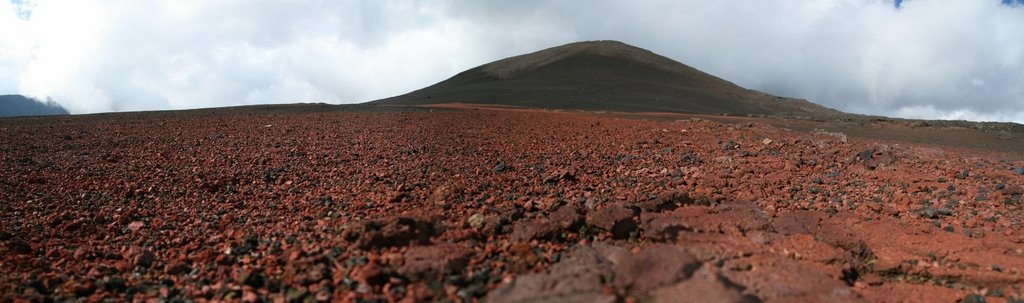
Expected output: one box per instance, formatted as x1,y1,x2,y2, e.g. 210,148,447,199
1,104,1023,302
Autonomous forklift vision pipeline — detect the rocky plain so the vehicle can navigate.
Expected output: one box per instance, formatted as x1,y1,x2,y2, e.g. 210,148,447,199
2,103,1023,302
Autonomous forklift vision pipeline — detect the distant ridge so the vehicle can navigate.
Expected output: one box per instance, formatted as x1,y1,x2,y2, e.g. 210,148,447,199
0,95,69,117
372,40,842,118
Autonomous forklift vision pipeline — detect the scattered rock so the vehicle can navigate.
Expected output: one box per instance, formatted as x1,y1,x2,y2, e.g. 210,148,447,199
285,287,309,302
71,281,96,297
399,243,472,279
680,152,702,164
230,237,259,256
811,130,848,145
637,190,695,212
493,162,511,173
916,207,939,219
477,214,504,237
955,169,970,179
467,213,487,229
98,276,127,292
937,207,953,216
7,239,32,255
771,211,824,235
721,256,859,302
351,261,384,287
510,219,560,242
591,242,631,265
649,265,758,303
507,242,541,270
544,168,577,183
709,201,770,233
962,294,987,303
132,248,156,268
431,186,451,206
241,271,265,288
586,205,638,239
536,197,563,211
387,191,408,203
485,246,616,303
127,221,145,232
1003,185,1024,195
641,212,694,241
548,205,583,230
858,148,875,161
166,262,191,275
861,145,898,169
344,217,437,249
613,244,701,294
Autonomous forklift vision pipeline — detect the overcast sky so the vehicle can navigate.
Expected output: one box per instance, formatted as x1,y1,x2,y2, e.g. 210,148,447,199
2,0,1023,122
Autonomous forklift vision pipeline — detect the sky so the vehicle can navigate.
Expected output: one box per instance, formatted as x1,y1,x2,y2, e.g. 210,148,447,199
1,0,1023,123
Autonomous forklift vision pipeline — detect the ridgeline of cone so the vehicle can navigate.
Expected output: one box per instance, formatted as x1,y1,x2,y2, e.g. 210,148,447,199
373,40,841,118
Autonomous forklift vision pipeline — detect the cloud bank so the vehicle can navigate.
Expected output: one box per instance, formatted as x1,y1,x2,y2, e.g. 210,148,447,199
1,0,1022,123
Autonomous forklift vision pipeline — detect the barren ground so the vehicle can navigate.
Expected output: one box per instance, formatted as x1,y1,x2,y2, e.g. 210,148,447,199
2,104,1023,302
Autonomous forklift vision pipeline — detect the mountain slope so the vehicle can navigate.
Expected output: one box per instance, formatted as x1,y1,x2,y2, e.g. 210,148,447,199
0,95,69,117
372,40,841,117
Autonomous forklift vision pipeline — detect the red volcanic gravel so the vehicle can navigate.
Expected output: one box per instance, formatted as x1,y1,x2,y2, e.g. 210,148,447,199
2,105,1024,302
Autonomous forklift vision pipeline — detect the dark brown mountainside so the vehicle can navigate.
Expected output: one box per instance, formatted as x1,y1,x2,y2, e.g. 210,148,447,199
0,95,69,117
373,40,841,118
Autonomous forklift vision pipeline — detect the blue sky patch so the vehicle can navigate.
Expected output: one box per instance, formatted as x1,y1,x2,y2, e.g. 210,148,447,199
898,0,1023,9
9,0,32,20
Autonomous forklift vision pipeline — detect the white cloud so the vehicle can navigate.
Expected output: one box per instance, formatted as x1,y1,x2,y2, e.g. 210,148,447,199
0,0,1022,123
0,1,33,93
893,104,1024,122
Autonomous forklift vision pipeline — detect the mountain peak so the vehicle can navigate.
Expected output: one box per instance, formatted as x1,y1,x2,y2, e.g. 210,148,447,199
373,41,842,118
480,40,693,79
